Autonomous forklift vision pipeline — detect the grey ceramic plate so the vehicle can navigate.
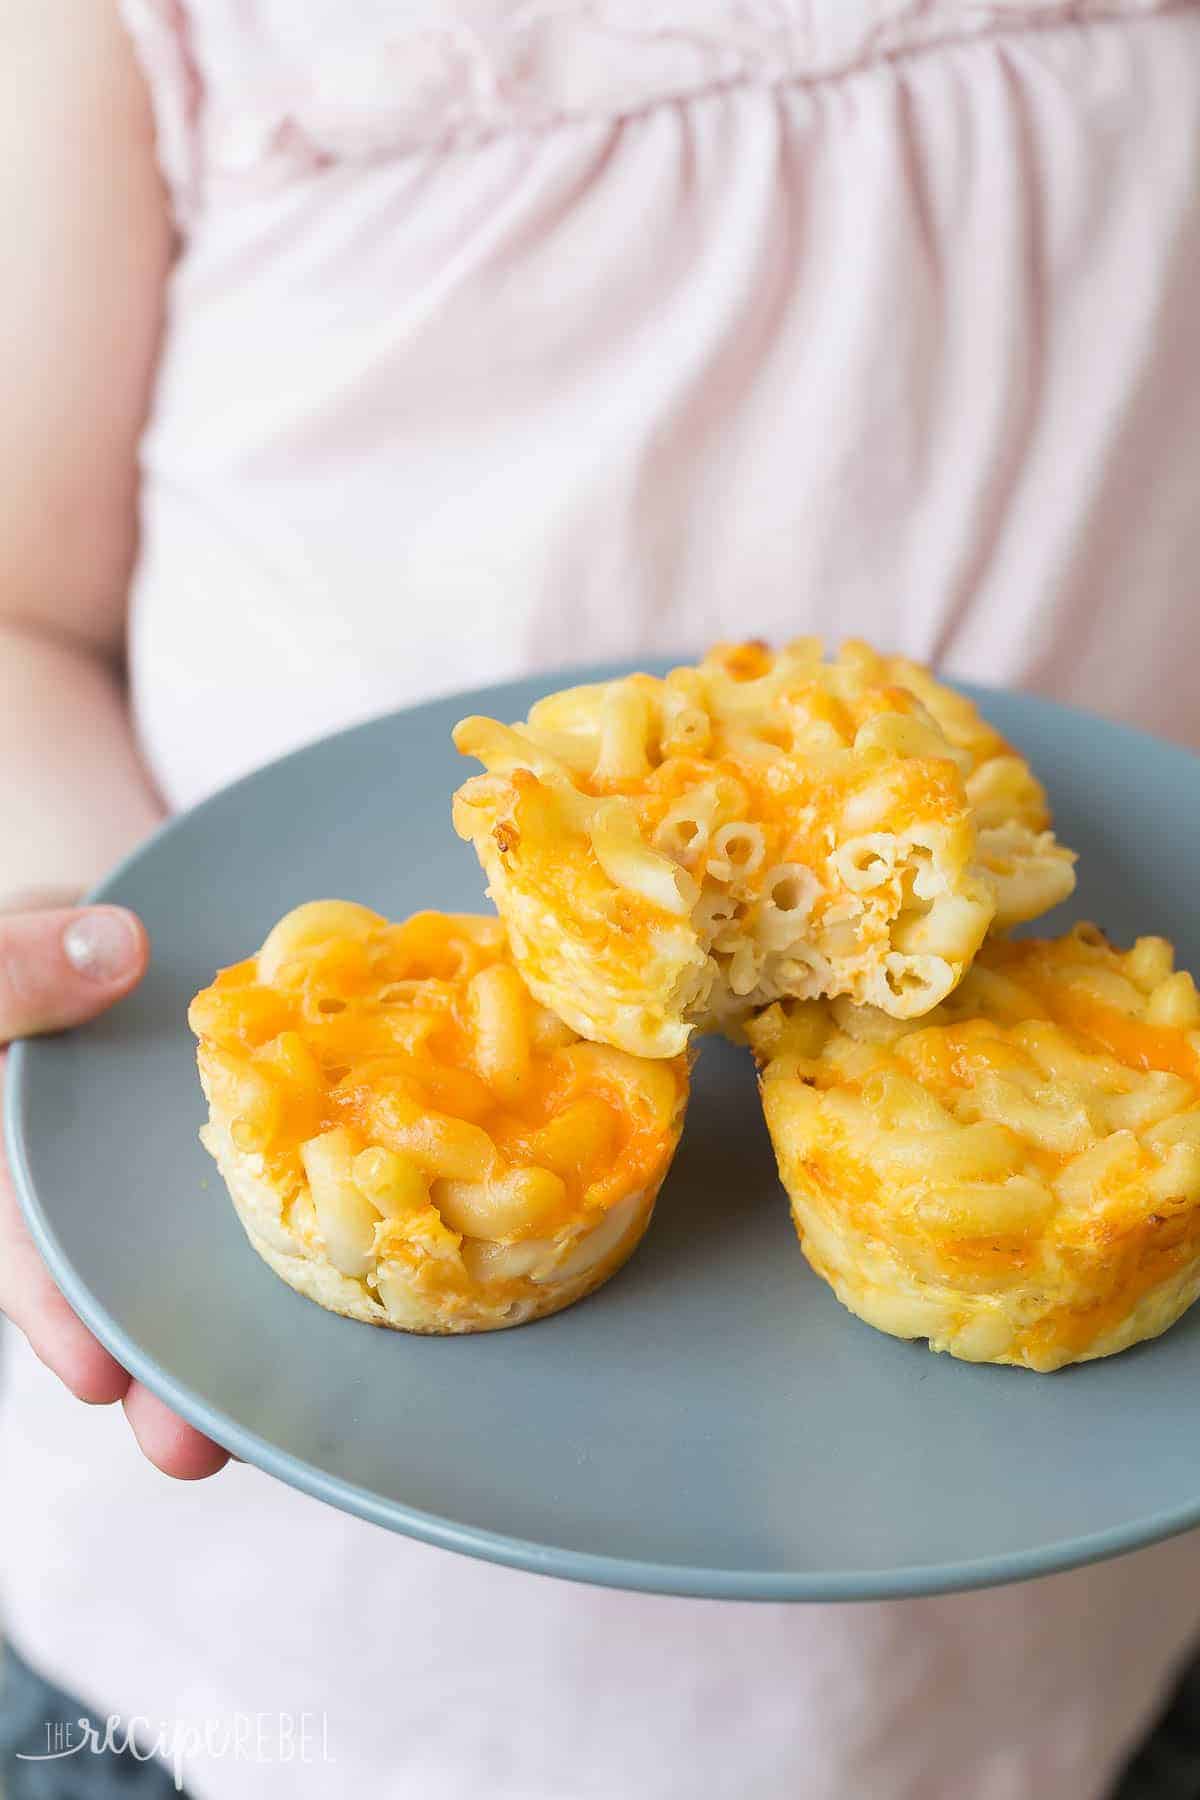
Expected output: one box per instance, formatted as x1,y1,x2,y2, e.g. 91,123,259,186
7,666,1200,1601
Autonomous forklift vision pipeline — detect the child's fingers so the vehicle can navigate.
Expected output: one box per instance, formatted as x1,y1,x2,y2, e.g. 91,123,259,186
0,1134,132,1404
0,907,226,1479
1,1151,229,1476
0,905,149,1043
121,1381,231,1480
0,903,148,1394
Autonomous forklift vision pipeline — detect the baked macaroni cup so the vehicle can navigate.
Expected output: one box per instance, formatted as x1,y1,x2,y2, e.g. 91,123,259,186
189,904,689,1334
452,639,1075,1057
748,923,1200,1372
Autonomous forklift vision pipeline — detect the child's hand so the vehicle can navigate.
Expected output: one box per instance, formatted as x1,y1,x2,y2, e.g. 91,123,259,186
0,906,229,1479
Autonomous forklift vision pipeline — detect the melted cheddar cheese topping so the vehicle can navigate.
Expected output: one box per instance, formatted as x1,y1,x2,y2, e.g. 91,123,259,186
190,904,689,1333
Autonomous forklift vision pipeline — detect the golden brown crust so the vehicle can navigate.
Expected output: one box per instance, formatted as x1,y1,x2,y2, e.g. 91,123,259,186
751,924,1200,1371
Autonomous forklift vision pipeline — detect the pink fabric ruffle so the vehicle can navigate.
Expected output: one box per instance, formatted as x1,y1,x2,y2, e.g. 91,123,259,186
120,0,1191,211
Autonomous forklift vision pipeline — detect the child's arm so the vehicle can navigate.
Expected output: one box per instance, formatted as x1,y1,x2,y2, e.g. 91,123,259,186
0,0,228,1478
0,0,169,898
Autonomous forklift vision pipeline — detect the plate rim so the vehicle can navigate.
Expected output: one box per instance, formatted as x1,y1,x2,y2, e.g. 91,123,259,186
8,662,1200,1602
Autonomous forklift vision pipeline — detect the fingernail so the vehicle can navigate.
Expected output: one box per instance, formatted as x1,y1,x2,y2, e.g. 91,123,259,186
63,909,141,984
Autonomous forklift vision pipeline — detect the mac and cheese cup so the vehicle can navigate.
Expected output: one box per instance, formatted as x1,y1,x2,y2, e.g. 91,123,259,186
452,640,1075,1058
189,905,689,1333
749,923,1200,1372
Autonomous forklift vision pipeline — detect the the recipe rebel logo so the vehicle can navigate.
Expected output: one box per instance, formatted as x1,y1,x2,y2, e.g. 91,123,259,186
17,1709,336,1789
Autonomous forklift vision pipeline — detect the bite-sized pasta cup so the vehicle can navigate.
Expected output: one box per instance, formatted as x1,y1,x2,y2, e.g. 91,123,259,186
189,904,689,1333
748,923,1200,1372
452,639,1075,1058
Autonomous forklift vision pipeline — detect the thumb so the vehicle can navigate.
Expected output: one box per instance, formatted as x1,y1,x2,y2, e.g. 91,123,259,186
0,907,149,1043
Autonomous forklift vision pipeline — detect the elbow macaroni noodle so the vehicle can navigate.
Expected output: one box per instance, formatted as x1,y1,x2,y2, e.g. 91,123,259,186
190,903,689,1334
748,923,1200,1371
452,640,1076,1057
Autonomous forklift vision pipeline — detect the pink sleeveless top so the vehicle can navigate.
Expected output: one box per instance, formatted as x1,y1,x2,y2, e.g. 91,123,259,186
4,4,1200,1797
